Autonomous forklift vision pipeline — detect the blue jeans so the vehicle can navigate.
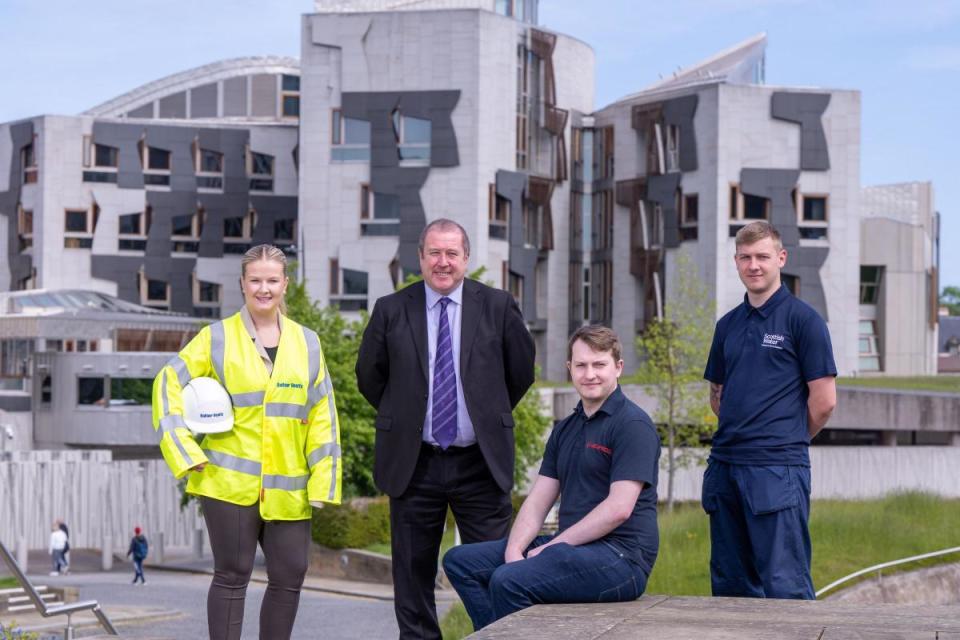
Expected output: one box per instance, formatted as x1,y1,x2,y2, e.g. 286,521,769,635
442,535,649,631
701,460,814,599
133,557,145,583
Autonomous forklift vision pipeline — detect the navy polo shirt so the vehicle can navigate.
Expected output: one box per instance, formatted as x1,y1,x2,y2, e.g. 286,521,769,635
704,285,837,466
539,386,661,574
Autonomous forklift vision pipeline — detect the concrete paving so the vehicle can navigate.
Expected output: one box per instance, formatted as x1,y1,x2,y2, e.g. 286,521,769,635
2,550,457,639
472,594,960,639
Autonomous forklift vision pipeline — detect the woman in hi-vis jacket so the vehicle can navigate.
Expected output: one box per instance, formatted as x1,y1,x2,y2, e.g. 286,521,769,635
152,244,341,640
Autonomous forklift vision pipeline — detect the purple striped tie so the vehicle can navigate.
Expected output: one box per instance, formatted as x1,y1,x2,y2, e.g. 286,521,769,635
432,297,458,449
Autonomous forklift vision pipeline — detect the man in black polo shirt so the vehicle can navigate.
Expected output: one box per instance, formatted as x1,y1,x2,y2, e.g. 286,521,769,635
442,325,660,630
703,220,837,600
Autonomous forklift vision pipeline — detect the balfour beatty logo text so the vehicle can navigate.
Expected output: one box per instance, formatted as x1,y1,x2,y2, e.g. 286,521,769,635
200,412,225,419
276,382,304,389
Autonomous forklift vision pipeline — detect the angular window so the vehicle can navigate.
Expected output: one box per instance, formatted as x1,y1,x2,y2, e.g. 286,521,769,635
281,74,300,118
197,148,223,173
223,216,245,239
798,194,829,240
171,214,194,237
729,184,769,221
860,266,883,305
331,109,372,162
147,147,171,170
681,193,698,241
139,271,170,307
248,150,275,192
274,218,295,242
665,124,680,173
330,265,369,311
193,274,221,308
65,209,88,233
118,210,149,251
392,110,431,164
859,319,881,371
94,144,119,168
223,210,256,253
488,183,509,240
360,191,401,236
17,207,33,252
22,142,38,184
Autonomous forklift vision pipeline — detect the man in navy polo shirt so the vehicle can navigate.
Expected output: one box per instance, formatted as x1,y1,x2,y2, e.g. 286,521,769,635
443,325,660,630
703,220,837,600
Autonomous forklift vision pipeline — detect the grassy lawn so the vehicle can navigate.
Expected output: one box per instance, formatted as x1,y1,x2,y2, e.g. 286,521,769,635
0,576,17,589
365,522,458,557
440,492,960,639
837,376,960,393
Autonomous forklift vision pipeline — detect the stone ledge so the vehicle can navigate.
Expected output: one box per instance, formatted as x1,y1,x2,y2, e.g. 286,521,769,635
470,595,960,639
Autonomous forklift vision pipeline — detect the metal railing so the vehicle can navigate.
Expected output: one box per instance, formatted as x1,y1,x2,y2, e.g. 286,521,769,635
816,545,960,598
0,539,118,638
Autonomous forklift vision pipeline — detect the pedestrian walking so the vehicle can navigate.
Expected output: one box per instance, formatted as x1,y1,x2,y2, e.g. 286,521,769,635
56,519,70,575
48,522,67,576
127,526,148,584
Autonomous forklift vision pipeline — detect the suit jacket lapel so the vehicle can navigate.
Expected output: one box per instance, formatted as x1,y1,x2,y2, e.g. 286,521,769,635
460,279,483,376
405,282,429,382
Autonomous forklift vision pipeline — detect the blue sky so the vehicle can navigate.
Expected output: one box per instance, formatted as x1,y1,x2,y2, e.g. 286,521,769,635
2,0,958,287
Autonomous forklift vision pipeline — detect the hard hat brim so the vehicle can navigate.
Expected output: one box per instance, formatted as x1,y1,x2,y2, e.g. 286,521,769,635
184,419,234,435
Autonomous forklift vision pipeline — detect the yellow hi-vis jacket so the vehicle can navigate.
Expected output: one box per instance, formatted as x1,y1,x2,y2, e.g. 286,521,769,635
151,312,342,519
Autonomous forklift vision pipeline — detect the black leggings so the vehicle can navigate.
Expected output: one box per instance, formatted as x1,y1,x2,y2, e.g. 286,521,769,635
200,497,311,640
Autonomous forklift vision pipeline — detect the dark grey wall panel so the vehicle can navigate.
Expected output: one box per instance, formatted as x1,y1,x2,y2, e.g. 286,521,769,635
341,90,461,275
159,92,187,119
251,74,277,117
662,94,699,172
250,195,297,245
647,173,683,248
191,83,218,118
497,169,538,322
0,121,35,287
90,123,269,315
771,92,831,171
740,168,829,319
127,103,153,119
223,77,248,117
92,122,145,189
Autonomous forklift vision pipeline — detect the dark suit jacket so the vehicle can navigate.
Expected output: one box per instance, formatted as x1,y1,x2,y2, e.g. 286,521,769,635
356,279,536,497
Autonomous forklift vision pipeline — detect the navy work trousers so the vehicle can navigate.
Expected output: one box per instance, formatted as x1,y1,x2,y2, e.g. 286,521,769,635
701,460,815,599
443,535,648,631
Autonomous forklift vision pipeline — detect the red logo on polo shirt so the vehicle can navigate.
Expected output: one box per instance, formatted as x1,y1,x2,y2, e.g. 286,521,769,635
586,442,612,455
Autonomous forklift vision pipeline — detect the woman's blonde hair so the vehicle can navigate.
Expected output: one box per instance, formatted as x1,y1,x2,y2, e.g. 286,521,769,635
240,244,289,315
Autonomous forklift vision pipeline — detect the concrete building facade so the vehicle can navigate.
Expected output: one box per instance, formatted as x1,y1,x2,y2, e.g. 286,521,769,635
0,1,942,399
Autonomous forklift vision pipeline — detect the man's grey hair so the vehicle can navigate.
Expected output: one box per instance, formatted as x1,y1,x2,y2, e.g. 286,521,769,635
418,218,471,256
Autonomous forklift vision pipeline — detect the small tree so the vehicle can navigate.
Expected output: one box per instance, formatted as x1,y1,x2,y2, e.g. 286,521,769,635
940,286,960,316
286,272,378,497
636,253,716,511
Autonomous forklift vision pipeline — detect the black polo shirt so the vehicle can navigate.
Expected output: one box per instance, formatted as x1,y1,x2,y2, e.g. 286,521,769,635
539,386,661,574
704,284,837,466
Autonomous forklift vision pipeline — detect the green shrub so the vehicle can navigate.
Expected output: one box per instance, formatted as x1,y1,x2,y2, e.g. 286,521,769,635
311,498,391,549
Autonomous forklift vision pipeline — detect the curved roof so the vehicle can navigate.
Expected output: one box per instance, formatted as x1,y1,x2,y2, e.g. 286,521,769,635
83,56,300,118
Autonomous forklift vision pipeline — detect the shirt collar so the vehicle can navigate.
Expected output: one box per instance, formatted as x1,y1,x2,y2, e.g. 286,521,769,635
425,280,464,310
574,385,626,419
743,283,790,319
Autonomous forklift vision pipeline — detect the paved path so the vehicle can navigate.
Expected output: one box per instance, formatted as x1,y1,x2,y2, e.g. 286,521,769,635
473,594,960,639
5,568,455,639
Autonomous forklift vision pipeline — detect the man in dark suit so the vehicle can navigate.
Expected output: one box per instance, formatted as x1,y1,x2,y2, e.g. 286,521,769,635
356,218,536,639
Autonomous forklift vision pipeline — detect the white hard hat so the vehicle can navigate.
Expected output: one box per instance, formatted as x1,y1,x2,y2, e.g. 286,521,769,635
181,377,234,434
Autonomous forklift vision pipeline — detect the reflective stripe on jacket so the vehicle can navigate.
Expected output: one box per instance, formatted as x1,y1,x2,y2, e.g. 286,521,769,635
151,312,342,519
